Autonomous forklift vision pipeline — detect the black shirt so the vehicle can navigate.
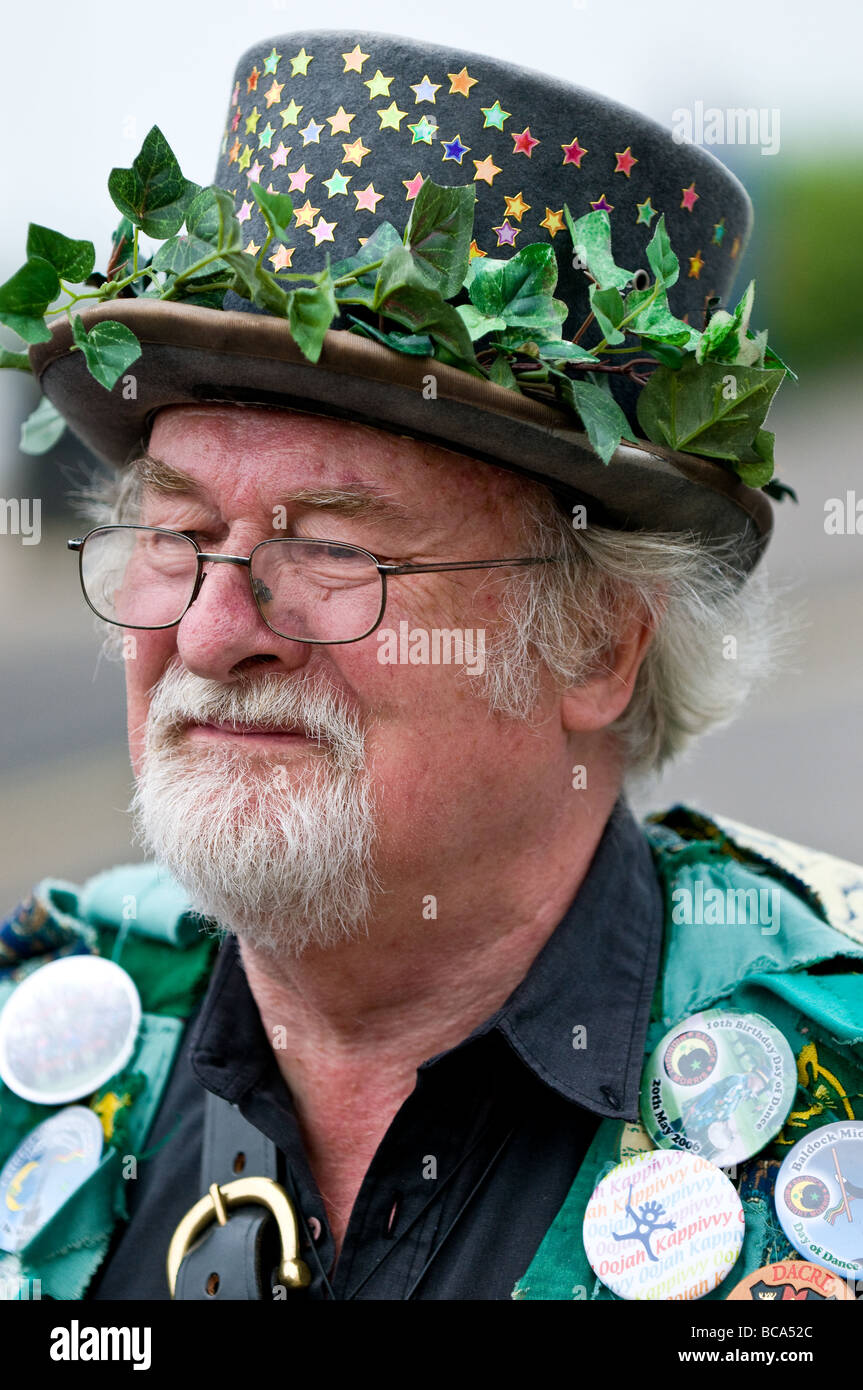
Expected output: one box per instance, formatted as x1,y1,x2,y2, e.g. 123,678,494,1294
90,798,663,1301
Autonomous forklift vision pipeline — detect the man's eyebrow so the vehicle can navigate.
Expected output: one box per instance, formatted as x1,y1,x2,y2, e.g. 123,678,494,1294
130,452,204,496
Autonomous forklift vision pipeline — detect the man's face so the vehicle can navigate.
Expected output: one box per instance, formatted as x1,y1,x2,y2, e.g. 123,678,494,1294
125,404,572,952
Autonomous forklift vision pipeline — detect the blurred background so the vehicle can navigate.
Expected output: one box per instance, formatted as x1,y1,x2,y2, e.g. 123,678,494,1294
0,0,861,906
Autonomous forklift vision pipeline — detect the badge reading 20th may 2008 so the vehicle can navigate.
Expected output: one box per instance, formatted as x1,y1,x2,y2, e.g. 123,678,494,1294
775,1120,863,1280
0,955,141,1105
0,1107,103,1253
641,1009,796,1167
582,1149,744,1300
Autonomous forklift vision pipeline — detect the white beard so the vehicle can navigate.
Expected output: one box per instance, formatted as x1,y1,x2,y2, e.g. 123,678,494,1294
130,664,379,957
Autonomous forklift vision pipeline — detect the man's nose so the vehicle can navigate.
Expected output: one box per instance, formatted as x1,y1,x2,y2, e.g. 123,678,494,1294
175,554,312,681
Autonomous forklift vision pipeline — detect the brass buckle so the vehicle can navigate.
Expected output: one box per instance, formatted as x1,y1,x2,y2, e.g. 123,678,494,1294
167,1176,312,1298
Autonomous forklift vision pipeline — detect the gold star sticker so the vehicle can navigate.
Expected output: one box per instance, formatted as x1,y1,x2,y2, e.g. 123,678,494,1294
503,191,530,221
290,47,313,77
269,244,295,271
327,106,355,135
688,248,704,278
540,207,566,237
448,66,477,97
264,79,284,109
244,238,261,256
245,107,261,134
280,99,303,127
377,101,407,131
473,155,502,185
342,137,371,166
730,236,741,259
468,239,487,259
293,199,320,228
228,137,241,164
342,44,370,73
310,216,337,245
365,69,395,99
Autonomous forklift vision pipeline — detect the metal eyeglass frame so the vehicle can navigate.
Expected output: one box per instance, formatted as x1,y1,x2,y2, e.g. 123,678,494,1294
67,524,562,646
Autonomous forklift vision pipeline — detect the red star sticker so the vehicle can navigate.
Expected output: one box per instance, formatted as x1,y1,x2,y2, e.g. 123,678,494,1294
402,171,425,200
561,137,588,168
246,66,260,93
681,183,699,212
614,146,638,177
511,126,540,157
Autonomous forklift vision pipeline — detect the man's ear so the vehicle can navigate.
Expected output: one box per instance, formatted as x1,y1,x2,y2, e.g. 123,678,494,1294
560,598,660,734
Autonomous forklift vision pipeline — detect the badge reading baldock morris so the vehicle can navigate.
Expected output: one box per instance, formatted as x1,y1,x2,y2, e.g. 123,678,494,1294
775,1121,863,1279
582,1149,744,1300
0,1107,103,1253
640,1009,796,1166
0,955,141,1104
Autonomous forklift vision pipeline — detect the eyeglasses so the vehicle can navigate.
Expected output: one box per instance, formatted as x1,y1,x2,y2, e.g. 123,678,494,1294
67,525,561,645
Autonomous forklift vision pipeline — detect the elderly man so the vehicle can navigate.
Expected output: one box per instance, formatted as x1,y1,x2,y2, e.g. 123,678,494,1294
4,30,863,1305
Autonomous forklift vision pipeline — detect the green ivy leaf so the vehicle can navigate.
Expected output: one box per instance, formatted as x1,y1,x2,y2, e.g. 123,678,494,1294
645,215,679,289
565,207,634,290
643,342,687,369
0,347,33,372
626,285,701,348
185,186,243,253
19,396,66,454
288,269,338,363
222,251,290,316
250,182,294,242
346,314,434,355
69,315,142,390
734,428,774,488
152,234,229,280
0,258,59,342
536,341,597,363
108,125,197,239
636,359,785,465
456,303,508,341
403,179,476,297
763,344,798,381
468,243,567,334
26,225,95,284
486,351,519,390
555,374,631,465
374,248,478,363
696,281,760,365
589,285,626,345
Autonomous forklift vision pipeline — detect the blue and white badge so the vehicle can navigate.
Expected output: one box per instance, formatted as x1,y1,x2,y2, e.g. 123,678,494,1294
775,1120,863,1279
0,1107,103,1253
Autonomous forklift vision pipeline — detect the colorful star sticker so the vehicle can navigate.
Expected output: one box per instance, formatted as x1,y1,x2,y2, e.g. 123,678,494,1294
231,110,241,132
247,159,264,184
482,101,510,130
310,217,337,245
231,82,240,106
448,66,477,97
730,236,740,259
408,115,438,144
493,219,519,247
411,75,440,103
441,134,470,163
468,239,487,259
264,80,284,109
365,69,394,100
377,101,407,130
590,193,614,212
561,137,588,167
327,106,355,135
323,169,352,197
402,171,425,200
290,48,313,77
636,197,657,225
280,99,303,127
288,164,314,192
354,183,384,212
503,191,530,221
246,67,260,93
342,137,371,166
258,122,275,149
614,146,638,177
688,248,704,278
237,199,253,224
237,144,252,172
342,44,370,73
293,199,320,228
712,219,726,245
244,238,261,256
681,182,699,211
245,107,261,134
269,243,294,271
540,207,565,237
270,142,291,168
473,155,502,185
263,47,282,75
511,126,540,157
228,137,241,164
300,118,325,145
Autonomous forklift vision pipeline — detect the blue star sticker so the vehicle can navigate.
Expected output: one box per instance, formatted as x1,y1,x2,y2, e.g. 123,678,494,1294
441,134,471,164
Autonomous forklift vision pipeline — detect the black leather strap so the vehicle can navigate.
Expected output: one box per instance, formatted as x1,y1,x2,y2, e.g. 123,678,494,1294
173,1090,279,1300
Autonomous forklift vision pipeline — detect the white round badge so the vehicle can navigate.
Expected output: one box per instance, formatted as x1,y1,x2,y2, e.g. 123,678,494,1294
0,955,141,1104
582,1148,745,1300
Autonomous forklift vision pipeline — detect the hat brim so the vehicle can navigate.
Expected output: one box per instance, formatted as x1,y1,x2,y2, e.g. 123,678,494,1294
29,299,772,568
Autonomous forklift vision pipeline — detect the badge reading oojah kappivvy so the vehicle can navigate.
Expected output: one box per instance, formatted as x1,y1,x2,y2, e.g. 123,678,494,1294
727,1259,854,1301
0,1107,103,1253
640,1009,796,1167
582,1149,744,1300
0,955,141,1104
775,1120,863,1279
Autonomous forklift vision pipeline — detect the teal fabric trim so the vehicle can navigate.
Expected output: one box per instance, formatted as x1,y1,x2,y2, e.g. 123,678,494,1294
39,863,205,949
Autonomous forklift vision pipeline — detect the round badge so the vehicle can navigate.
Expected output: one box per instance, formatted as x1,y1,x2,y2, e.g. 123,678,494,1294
582,1149,744,1300
640,1009,796,1166
0,1107,103,1253
775,1121,863,1279
727,1259,854,1301
0,955,141,1104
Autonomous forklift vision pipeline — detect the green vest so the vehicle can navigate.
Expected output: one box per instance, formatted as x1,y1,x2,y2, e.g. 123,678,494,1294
1,805,861,1301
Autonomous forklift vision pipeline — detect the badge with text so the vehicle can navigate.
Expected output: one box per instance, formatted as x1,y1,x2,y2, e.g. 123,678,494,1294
727,1259,854,1301
641,1009,796,1166
0,1107,103,1253
775,1121,863,1279
0,955,141,1104
582,1149,744,1300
